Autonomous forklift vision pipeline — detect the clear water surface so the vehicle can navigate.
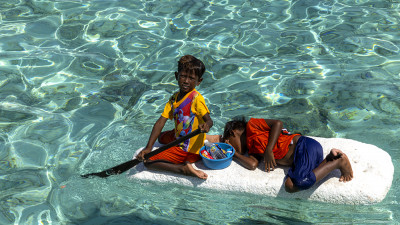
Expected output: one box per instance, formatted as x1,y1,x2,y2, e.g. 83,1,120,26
0,0,399,224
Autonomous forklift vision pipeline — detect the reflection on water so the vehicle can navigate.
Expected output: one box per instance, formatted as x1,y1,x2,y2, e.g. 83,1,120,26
0,0,399,224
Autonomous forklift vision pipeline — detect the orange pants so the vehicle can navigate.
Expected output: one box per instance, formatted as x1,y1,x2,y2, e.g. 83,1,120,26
149,130,201,164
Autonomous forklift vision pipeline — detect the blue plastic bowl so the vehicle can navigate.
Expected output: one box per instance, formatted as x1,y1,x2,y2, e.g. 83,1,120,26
200,143,235,169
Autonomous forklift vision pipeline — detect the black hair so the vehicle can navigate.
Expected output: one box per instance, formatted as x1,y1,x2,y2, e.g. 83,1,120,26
222,116,247,141
177,55,205,79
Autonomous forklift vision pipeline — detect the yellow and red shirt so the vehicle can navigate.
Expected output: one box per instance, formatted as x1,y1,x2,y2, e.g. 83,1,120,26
161,89,210,154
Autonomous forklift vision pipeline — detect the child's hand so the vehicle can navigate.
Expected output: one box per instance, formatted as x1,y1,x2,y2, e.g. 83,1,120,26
136,148,151,161
201,113,213,133
263,150,276,172
199,123,210,133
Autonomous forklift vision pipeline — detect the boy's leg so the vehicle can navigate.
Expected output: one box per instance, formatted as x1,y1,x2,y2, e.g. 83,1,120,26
205,134,222,143
285,148,353,192
158,130,175,144
144,160,207,179
285,136,323,192
144,146,207,179
313,148,353,183
284,177,299,193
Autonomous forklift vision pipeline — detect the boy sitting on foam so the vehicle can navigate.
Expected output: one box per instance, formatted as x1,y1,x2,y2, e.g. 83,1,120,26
136,55,213,179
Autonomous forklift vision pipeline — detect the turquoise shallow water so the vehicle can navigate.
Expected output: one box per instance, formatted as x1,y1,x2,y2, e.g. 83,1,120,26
0,0,399,224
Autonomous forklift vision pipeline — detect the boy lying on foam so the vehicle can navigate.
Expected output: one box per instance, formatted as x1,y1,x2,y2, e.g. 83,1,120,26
206,117,353,193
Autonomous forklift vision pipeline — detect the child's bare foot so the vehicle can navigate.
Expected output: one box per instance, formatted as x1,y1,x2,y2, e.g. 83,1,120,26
330,149,353,182
183,163,208,179
326,148,343,161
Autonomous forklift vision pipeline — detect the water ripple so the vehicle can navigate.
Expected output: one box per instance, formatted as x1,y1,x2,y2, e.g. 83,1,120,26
0,0,400,224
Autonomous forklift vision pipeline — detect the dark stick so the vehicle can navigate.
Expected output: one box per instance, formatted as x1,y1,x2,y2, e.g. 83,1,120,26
81,129,202,178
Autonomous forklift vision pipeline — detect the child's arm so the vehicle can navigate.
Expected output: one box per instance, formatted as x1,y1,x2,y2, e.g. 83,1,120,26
199,113,213,133
224,137,260,170
136,116,168,160
233,152,260,170
263,119,283,172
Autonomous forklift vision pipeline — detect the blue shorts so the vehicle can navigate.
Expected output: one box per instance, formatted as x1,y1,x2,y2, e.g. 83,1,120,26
287,136,323,190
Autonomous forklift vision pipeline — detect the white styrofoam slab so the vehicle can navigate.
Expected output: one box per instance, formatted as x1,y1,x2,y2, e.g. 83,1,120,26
128,137,394,204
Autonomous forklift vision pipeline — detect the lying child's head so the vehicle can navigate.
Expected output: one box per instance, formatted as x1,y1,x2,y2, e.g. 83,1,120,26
223,116,247,154
177,55,205,80
223,116,247,141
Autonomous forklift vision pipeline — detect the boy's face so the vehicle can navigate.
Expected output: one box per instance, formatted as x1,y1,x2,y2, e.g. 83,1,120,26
175,71,203,94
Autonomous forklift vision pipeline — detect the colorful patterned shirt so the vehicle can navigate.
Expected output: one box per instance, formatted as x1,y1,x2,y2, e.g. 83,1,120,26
161,89,210,154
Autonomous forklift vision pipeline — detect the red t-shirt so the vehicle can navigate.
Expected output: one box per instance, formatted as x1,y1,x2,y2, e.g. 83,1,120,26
246,118,300,159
